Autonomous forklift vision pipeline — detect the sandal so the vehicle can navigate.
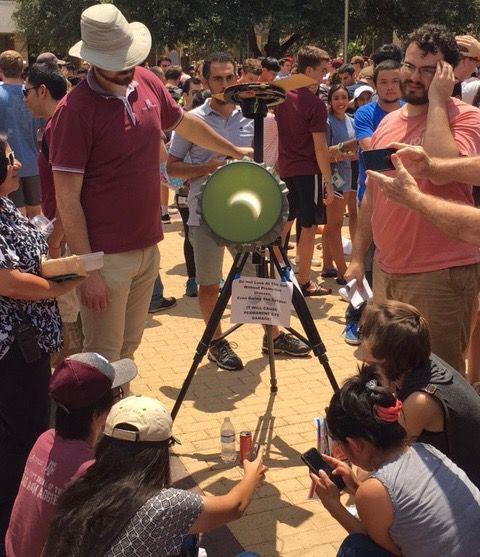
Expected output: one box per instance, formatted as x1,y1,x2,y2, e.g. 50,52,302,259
321,268,338,278
301,280,332,297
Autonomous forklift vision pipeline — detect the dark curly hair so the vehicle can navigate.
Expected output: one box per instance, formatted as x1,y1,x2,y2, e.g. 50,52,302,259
403,24,460,67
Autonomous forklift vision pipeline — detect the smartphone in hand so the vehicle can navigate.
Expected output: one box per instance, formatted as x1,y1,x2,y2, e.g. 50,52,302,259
301,447,345,491
361,148,397,172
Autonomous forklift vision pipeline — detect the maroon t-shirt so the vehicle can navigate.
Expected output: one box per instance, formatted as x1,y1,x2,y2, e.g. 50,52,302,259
275,87,327,178
39,120,55,221
50,67,183,253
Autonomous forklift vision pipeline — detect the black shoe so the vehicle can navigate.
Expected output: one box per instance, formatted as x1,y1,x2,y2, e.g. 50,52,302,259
161,213,171,224
262,332,311,356
148,296,177,314
208,339,243,371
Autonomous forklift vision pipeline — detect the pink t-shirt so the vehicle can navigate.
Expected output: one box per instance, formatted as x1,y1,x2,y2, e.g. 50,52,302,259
370,98,480,274
49,66,183,254
5,429,94,557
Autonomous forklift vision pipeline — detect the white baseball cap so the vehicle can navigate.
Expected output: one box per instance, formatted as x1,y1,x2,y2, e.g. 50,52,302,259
104,395,179,443
353,85,374,100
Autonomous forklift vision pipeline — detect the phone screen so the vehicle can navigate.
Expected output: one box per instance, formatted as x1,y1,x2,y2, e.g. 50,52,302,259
301,448,345,490
361,148,397,172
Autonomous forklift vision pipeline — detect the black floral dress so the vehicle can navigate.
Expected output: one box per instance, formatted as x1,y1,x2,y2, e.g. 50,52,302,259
0,196,62,360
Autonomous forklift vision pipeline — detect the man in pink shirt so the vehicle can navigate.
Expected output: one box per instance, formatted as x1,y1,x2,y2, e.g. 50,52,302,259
346,24,480,373
51,5,252,366
5,353,136,557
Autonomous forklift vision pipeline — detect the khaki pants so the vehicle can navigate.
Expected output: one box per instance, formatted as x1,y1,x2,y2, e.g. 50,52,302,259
373,263,480,374
81,245,160,362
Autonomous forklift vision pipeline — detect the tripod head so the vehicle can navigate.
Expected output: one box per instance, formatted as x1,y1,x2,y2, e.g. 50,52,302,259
223,82,286,119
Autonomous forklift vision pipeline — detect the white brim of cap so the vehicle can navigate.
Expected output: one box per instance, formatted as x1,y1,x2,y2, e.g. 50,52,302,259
68,21,151,72
111,358,138,387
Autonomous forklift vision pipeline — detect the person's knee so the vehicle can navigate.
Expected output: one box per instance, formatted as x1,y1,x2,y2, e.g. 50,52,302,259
199,283,220,297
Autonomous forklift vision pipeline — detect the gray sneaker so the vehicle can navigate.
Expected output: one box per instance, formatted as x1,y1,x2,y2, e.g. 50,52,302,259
262,332,311,357
208,339,244,371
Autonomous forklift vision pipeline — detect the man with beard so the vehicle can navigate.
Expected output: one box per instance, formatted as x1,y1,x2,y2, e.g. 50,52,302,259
167,52,310,371
50,6,252,367
346,24,480,373
342,59,403,345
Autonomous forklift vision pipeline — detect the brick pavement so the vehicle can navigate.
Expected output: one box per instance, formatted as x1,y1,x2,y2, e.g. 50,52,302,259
133,214,358,557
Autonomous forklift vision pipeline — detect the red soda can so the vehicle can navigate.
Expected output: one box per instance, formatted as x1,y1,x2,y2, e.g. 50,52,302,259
240,431,252,462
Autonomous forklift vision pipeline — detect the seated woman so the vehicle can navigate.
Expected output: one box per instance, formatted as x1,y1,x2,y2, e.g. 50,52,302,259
46,395,266,557
312,373,480,557
0,135,82,549
357,300,480,489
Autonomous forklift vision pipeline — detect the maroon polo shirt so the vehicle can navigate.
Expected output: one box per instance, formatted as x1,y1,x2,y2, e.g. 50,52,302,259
50,66,183,253
38,120,56,221
275,87,327,178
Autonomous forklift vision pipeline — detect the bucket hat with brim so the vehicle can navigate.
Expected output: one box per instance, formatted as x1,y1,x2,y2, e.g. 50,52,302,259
69,4,151,72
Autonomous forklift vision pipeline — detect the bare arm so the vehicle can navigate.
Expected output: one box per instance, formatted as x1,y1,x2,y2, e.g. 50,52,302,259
166,155,224,180
189,448,267,534
47,209,65,259
0,269,83,300
175,111,252,160
53,171,109,311
312,132,334,203
344,185,374,283
423,62,459,158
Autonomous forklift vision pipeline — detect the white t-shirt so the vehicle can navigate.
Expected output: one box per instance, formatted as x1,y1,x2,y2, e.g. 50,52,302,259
462,79,480,105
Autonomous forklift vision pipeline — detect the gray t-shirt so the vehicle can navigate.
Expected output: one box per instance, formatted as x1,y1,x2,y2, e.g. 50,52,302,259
105,488,202,557
169,99,254,226
327,114,355,192
371,443,480,557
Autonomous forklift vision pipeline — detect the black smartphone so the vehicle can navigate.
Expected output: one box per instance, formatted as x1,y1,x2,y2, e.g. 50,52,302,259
361,148,397,172
301,447,345,491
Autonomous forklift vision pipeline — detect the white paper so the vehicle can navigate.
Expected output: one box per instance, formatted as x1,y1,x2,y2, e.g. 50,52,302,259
338,277,373,309
231,277,293,327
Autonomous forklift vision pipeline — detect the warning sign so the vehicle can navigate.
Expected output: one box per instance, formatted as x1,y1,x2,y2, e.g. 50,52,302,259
231,277,293,327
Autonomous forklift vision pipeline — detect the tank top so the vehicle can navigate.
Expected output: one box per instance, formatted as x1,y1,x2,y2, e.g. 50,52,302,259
371,443,480,557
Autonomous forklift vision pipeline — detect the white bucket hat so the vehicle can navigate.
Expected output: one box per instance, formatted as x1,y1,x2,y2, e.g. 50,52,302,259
69,4,152,72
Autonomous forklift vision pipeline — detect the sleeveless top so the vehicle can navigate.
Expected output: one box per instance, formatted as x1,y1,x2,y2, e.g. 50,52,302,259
398,354,480,488
371,443,480,557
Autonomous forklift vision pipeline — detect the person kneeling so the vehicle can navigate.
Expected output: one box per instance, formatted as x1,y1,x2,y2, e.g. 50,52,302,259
312,373,480,557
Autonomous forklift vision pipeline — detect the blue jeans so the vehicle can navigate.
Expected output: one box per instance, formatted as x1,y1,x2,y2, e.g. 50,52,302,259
337,534,395,556
151,274,164,302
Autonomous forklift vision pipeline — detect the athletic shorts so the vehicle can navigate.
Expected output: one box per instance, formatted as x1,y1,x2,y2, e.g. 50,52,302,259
8,175,41,208
284,174,324,228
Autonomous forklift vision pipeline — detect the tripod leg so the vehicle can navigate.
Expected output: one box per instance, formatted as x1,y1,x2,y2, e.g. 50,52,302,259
269,247,339,393
171,251,250,421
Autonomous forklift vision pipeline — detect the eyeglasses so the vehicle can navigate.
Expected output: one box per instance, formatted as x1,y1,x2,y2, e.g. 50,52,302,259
112,386,124,404
22,86,38,98
401,62,437,78
5,151,14,166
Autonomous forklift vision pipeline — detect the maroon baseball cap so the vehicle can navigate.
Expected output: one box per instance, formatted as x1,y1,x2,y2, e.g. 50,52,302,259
49,353,138,410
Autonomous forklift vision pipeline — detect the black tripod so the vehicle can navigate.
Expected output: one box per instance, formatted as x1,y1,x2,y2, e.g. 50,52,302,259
171,85,339,421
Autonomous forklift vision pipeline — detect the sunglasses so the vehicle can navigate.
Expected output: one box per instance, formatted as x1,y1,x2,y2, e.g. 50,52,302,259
112,385,124,404
22,85,38,98
5,151,15,166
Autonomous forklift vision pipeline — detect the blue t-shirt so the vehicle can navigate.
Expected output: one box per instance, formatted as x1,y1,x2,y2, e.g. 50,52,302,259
327,114,355,192
0,84,42,177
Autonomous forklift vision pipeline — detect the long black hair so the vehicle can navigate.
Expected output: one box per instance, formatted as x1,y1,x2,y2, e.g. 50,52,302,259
46,433,172,557
326,366,407,451
327,83,349,115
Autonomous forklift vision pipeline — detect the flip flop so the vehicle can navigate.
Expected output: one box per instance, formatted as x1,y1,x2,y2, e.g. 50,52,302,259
301,280,332,297
321,268,338,278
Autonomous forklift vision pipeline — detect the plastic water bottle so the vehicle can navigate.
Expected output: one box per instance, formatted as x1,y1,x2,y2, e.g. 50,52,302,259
220,417,236,463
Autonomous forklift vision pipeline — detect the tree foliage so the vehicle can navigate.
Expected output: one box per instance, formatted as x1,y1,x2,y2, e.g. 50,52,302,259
13,0,480,60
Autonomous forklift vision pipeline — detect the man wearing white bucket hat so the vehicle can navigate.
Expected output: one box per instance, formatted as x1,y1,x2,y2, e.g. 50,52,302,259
50,4,252,365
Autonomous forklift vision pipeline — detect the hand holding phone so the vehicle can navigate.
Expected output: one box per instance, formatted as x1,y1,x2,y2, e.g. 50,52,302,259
361,148,397,172
301,448,345,491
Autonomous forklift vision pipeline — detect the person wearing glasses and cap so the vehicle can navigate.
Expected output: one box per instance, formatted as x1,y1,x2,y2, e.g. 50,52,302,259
5,353,137,557
46,395,266,557
50,4,253,368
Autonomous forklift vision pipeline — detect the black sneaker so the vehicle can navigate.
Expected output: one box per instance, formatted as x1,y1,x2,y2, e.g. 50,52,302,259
148,296,177,314
262,332,311,357
208,339,243,371
161,213,171,224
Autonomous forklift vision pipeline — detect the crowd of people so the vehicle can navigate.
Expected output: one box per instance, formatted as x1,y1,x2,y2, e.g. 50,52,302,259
1,2,480,556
